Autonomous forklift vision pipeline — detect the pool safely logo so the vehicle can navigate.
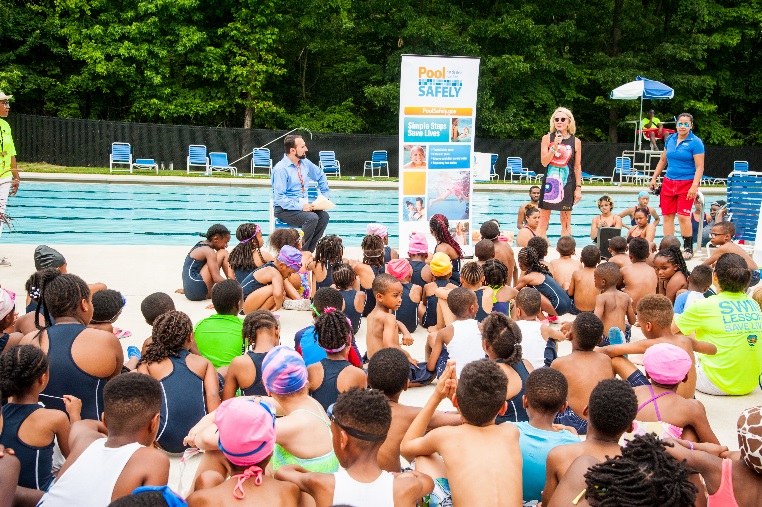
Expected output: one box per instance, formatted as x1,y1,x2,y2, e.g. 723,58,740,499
418,66,463,98
748,335,758,347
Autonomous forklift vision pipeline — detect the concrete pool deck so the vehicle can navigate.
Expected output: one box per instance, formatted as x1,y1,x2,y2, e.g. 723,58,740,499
0,242,757,493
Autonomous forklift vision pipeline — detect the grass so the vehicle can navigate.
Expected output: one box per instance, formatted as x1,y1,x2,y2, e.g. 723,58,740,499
18,162,399,182
18,162,726,188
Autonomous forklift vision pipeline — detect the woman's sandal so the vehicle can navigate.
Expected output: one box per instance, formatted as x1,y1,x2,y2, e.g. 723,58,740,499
683,248,693,260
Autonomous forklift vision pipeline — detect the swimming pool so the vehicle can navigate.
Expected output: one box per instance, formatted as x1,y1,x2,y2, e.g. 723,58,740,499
5,181,659,246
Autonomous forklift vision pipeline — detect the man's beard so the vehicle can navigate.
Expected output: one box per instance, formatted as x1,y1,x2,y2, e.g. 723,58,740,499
297,153,307,160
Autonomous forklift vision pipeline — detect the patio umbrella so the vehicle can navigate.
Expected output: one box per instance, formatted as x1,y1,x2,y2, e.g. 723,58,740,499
611,76,674,150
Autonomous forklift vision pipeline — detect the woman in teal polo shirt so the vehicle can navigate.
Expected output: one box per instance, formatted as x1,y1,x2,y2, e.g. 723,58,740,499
673,253,762,395
649,112,705,260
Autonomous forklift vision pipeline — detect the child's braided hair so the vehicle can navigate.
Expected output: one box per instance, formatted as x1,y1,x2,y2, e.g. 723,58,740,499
140,311,193,365
584,433,697,507
655,245,690,279
0,345,49,398
361,234,385,268
315,235,344,270
314,308,352,351
34,268,91,332
228,223,266,271
483,259,509,287
242,310,279,349
429,214,463,258
518,247,551,275
332,263,356,291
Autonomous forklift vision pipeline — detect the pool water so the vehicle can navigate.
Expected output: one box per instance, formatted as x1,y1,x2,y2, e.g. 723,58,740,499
5,182,658,246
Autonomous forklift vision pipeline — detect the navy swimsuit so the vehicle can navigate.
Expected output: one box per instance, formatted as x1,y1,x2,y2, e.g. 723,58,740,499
495,360,530,424
395,282,418,333
341,289,362,335
182,242,211,301
0,403,54,490
240,261,276,300
41,323,106,420
474,288,489,322
362,265,385,317
311,358,352,410
422,279,451,328
241,351,268,396
410,260,427,289
531,273,572,316
315,263,334,291
156,350,209,453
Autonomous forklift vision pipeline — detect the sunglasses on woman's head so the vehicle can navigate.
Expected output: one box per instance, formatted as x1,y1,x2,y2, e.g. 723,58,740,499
554,118,567,122
676,122,691,128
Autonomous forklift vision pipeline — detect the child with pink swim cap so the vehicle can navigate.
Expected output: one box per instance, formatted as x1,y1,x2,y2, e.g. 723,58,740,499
623,343,719,445
186,398,300,505
184,346,339,487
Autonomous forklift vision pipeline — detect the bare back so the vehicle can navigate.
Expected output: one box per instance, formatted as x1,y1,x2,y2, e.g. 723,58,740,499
187,476,299,506
549,257,581,291
569,268,597,312
595,289,632,335
609,253,632,269
433,424,523,507
621,262,658,310
493,241,516,282
552,352,614,416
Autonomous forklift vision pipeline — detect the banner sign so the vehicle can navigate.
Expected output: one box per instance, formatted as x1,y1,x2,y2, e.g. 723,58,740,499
398,55,481,254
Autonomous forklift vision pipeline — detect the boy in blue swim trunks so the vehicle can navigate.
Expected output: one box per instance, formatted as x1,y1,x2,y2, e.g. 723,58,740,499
401,360,523,507
593,262,635,345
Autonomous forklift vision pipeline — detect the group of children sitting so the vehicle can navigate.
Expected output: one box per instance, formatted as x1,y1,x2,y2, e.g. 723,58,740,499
1,209,761,507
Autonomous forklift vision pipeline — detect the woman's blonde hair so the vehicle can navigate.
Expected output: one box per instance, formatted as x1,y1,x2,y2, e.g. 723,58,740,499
549,107,576,135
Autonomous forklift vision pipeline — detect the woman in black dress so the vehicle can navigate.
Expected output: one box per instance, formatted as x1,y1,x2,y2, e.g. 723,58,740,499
537,107,583,237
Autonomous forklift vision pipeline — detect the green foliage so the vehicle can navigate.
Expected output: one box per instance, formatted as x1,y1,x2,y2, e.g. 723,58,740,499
1,0,760,144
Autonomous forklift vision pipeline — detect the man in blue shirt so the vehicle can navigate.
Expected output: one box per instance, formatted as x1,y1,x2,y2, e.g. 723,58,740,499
272,135,331,252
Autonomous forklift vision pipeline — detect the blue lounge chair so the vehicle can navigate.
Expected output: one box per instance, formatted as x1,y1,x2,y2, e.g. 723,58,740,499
504,157,538,183
209,152,237,176
582,171,612,183
251,148,272,176
110,142,158,174
490,154,499,180
109,143,132,173
727,171,762,245
319,151,341,178
614,156,648,185
363,150,389,179
187,145,209,175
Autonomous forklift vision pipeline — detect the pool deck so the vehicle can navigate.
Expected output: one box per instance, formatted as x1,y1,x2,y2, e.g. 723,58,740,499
0,242,756,493
21,171,728,196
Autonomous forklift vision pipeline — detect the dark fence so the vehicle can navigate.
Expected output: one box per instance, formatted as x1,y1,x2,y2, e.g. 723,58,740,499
8,114,758,179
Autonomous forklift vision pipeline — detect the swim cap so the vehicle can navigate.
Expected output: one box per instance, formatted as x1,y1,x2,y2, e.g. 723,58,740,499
366,223,388,239
0,288,15,320
216,398,276,466
34,245,66,270
430,252,453,277
262,346,308,395
642,343,691,385
277,245,302,271
638,191,649,198
386,259,412,281
408,232,429,255
738,406,762,475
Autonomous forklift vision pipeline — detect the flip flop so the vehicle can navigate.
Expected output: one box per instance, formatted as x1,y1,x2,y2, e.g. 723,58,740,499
113,327,132,339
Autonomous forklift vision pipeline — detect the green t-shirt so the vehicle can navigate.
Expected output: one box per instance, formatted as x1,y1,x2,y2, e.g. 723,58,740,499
674,291,762,395
0,118,16,179
641,116,661,129
193,314,245,368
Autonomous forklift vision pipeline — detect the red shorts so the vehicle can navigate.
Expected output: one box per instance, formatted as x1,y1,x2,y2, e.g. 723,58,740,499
660,177,694,216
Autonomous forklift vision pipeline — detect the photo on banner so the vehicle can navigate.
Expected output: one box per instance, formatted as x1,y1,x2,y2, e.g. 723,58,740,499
398,55,481,254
